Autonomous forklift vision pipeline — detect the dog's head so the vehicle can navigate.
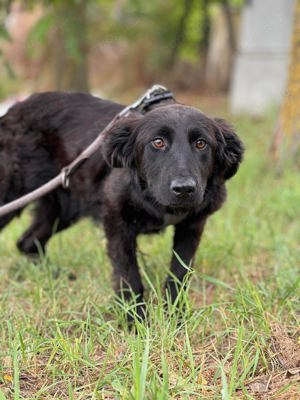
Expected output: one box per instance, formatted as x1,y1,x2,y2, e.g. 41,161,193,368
102,104,244,210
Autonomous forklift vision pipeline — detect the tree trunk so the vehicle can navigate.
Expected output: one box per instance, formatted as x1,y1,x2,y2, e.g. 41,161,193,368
271,0,300,165
53,0,89,92
198,0,210,88
68,0,89,92
222,0,236,52
204,3,237,92
168,0,194,69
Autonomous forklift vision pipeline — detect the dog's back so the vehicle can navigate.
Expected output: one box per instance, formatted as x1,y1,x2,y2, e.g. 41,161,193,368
0,92,123,230
0,92,123,161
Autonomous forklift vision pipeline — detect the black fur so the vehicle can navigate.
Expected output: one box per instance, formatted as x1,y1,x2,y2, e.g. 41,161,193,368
0,92,244,317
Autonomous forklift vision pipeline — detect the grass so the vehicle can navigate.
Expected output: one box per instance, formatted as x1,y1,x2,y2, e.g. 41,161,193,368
0,104,299,399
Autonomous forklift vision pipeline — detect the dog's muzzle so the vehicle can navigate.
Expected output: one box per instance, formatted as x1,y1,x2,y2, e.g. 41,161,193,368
170,177,196,199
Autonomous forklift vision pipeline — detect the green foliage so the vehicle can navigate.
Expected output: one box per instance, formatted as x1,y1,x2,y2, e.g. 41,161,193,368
116,0,246,65
0,25,11,42
0,0,248,95
0,8,16,99
26,0,246,74
114,0,199,65
27,2,84,61
26,12,56,59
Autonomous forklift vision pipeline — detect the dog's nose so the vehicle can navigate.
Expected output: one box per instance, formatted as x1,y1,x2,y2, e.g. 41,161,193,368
170,178,196,196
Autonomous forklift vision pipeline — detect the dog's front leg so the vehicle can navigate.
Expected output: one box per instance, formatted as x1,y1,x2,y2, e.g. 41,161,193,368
165,218,207,303
103,220,144,321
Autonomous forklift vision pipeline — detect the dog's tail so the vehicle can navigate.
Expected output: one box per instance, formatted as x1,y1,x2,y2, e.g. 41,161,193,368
0,157,17,230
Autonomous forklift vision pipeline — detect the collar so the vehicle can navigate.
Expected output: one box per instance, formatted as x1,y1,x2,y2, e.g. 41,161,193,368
119,85,176,118
140,86,175,113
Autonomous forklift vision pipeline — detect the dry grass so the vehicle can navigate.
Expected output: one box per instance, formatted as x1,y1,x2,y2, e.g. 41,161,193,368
0,101,299,399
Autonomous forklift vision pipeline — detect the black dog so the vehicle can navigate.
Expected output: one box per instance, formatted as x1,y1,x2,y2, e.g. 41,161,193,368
0,92,244,316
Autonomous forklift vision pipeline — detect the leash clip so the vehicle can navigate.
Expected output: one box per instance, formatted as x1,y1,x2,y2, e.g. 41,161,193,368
61,167,70,189
119,84,175,118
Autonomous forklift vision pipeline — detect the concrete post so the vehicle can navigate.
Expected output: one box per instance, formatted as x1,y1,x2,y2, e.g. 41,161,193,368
230,0,294,115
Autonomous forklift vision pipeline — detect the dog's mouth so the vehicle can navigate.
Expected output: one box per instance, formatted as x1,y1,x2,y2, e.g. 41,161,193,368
144,182,205,212
145,193,196,214
168,190,205,210
163,194,202,211
165,205,190,214
166,202,196,212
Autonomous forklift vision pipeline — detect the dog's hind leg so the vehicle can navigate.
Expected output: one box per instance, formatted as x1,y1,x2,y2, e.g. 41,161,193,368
0,200,23,238
16,213,53,256
17,191,75,256
0,212,19,231
0,179,21,230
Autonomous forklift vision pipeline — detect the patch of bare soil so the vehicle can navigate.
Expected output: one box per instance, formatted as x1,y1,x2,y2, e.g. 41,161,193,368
237,324,300,399
239,369,300,399
271,325,300,369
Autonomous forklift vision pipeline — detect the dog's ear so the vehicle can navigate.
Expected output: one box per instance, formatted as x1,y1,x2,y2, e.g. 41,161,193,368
102,115,142,168
214,118,244,180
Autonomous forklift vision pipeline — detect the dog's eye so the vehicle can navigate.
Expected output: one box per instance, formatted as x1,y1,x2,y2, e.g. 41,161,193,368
152,138,166,150
195,139,207,150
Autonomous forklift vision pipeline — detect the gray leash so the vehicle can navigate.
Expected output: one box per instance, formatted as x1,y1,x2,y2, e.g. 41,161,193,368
0,85,174,218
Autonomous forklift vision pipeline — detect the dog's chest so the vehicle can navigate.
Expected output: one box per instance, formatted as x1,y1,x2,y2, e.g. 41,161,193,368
163,212,188,227
140,212,188,233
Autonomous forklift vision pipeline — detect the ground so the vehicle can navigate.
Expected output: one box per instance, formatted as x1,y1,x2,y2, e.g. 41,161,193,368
0,96,299,399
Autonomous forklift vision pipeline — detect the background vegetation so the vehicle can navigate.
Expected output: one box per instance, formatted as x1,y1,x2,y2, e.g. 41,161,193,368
0,0,244,97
